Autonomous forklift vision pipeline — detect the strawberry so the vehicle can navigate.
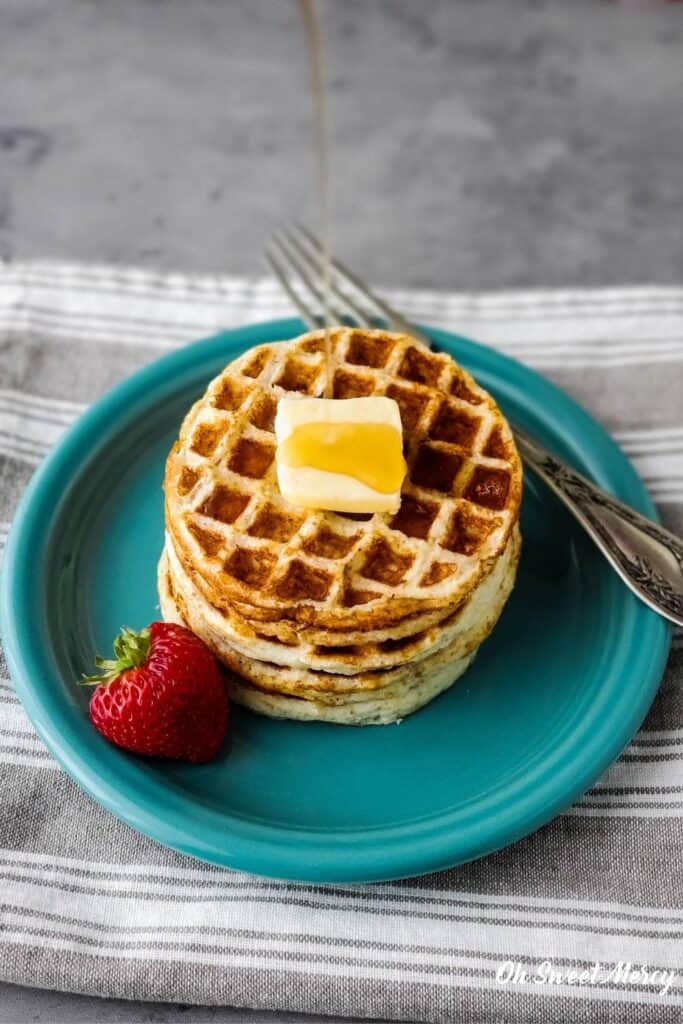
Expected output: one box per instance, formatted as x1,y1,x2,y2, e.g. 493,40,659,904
83,622,229,763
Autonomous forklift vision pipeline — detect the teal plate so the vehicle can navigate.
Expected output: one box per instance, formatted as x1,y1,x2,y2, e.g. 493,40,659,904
0,320,671,882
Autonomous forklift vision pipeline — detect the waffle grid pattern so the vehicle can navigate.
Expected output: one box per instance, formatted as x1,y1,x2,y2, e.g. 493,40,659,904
165,329,522,625
162,526,520,675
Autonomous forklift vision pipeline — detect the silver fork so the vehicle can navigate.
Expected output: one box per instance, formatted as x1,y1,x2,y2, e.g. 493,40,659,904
265,223,683,629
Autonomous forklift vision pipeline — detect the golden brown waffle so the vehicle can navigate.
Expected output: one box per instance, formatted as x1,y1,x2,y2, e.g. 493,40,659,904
220,599,458,646
158,560,480,725
224,652,476,726
164,328,522,631
159,553,478,725
160,538,516,695
162,526,520,675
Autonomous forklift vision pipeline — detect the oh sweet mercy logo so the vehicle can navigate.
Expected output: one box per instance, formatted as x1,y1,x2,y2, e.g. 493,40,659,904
496,960,676,997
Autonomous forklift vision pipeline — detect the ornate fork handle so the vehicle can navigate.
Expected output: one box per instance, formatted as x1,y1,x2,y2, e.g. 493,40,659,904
515,428,683,628
265,223,683,630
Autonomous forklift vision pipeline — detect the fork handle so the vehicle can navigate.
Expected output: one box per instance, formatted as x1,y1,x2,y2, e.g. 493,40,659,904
515,429,683,628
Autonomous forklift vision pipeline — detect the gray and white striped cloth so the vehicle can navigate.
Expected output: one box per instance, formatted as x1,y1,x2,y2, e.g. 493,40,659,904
0,262,681,1023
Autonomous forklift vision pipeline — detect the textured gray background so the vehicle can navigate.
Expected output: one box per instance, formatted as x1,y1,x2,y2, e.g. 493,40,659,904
1,0,682,1021
2,0,683,289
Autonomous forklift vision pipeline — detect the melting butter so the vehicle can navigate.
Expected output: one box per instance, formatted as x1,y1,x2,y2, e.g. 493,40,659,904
278,421,406,494
274,395,406,514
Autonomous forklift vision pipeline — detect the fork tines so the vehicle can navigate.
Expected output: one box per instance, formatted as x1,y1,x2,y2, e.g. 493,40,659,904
265,223,430,344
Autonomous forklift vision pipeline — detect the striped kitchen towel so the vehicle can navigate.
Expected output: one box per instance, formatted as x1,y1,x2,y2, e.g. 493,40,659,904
0,261,681,1023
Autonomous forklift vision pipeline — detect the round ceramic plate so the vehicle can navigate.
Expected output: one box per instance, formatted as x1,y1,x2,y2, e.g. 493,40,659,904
0,320,671,882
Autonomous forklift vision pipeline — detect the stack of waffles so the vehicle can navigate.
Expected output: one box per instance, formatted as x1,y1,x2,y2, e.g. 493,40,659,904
159,328,522,725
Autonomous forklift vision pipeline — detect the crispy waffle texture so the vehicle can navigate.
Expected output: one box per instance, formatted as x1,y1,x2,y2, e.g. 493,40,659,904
158,566,477,726
162,526,520,676
161,328,523,725
164,328,522,627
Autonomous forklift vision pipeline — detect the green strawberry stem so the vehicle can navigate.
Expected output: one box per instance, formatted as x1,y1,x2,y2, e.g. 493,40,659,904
81,626,151,686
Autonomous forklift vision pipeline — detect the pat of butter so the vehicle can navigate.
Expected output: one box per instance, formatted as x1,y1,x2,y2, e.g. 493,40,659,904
275,396,406,513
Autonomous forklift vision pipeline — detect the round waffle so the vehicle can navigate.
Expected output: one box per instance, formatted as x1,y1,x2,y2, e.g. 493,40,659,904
218,600,458,646
162,525,520,675
158,563,477,726
216,654,477,726
159,537,515,697
164,328,522,631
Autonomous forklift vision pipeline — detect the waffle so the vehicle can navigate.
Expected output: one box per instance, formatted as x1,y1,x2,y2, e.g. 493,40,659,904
159,563,477,726
159,534,516,698
164,328,522,631
162,525,520,675
225,655,476,726
218,599,459,646
160,327,523,725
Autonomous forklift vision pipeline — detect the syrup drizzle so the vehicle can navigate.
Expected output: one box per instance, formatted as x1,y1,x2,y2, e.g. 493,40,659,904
279,421,407,495
299,0,333,397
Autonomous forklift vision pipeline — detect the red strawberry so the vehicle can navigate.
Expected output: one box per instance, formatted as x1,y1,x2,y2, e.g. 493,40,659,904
83,622,229,763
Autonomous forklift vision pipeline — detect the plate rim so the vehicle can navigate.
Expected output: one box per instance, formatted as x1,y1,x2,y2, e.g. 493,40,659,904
0,318,671,882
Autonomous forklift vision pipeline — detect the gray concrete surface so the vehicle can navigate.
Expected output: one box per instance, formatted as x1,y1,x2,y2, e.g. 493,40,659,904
1,0,682,290
1,1,682,1022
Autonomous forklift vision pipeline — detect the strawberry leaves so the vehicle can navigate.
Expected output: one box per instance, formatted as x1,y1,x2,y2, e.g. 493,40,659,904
81,626,152,686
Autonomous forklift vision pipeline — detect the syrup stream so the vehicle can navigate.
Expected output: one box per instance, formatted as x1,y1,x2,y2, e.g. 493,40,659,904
298,0,333,397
